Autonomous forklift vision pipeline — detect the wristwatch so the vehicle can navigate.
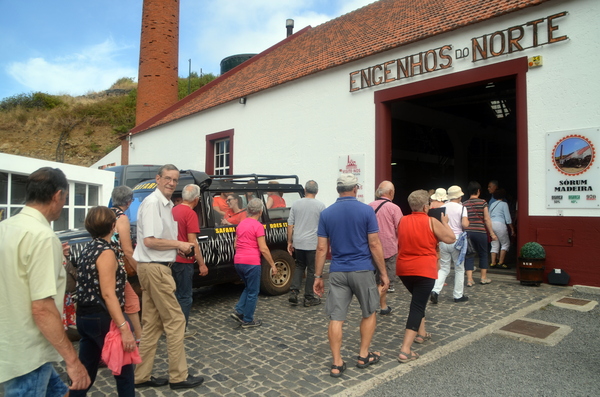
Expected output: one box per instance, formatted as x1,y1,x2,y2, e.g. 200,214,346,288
314,274,323,279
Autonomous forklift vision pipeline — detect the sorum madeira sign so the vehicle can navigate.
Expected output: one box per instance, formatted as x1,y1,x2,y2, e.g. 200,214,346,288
546,128,599,210
349,12,567,92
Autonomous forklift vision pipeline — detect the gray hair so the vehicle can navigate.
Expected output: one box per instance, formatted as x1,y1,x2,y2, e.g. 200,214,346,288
182,184,200,201
305,180,318,194
336,184,355,194
247,198,264,216
407,189,430,212
111,185,133,207
158,164,178,176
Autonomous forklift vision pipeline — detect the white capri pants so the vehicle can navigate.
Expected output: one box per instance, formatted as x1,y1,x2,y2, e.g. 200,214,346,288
491,221,510,253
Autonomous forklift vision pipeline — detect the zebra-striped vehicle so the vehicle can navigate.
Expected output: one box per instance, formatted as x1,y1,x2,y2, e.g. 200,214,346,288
58,171,305,295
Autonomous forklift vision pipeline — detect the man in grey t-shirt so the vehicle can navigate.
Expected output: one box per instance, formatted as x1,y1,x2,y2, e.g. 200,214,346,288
287,180,326,307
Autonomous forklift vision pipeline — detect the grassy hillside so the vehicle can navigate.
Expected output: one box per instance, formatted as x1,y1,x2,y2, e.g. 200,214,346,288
0,74,215,167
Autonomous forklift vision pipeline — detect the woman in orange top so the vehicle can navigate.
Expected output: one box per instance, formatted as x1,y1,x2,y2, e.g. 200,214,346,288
266,181,286,209
396,190,455,363
222,194,247,225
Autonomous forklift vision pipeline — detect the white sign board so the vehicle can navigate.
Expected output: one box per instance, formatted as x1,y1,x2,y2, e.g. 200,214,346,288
338,154,365,202
546,128,599,209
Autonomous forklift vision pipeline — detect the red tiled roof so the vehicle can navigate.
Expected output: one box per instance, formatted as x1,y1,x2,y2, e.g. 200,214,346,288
131,0,550,135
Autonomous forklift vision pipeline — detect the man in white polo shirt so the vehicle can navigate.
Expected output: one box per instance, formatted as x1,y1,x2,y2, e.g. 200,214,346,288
133,164,203,391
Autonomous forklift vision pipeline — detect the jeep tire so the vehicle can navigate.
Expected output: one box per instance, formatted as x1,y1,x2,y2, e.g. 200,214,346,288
260,249,295,295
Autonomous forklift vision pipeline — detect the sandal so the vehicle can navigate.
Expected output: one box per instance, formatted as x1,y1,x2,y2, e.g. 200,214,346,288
414,333,431,344
397,351,419,363
466,281,474,287
356,352,381,368
330,362,346,378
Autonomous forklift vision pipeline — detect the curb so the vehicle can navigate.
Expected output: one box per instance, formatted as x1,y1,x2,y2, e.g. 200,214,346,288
334,287,573,397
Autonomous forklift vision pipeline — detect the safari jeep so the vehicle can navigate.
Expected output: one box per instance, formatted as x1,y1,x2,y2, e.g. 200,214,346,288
63,171,304,295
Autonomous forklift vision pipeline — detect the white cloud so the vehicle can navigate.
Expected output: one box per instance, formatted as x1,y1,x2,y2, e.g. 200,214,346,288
6,38,137,96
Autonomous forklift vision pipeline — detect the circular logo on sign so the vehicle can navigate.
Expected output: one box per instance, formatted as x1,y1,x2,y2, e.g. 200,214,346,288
552,135,595,176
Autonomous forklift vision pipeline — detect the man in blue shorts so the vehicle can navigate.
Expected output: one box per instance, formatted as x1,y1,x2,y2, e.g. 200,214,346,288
0,167,90,396
314,174,389,377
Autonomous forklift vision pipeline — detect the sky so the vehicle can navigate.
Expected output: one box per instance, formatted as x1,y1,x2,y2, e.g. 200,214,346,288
0,0,375,101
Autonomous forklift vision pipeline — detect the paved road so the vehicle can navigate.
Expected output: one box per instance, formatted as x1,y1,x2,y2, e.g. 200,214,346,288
8,267,597,396
359,288,600,397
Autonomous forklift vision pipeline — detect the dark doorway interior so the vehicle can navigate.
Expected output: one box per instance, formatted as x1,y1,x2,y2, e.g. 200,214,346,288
390,77,518,264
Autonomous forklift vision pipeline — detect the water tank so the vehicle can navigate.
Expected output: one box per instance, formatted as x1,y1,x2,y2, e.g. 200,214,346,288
220,54,257,75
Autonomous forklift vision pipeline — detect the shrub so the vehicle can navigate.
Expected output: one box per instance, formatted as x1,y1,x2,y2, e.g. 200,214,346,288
110,77,136,90
178,72,217,100
0,92,63,111
72,89,136,134
519,242,546,259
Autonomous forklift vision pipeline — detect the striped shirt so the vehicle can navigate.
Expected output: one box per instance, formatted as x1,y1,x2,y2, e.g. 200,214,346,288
463,198,488,234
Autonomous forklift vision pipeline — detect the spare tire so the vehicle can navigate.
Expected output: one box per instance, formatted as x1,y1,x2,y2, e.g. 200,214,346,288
260,249,295,295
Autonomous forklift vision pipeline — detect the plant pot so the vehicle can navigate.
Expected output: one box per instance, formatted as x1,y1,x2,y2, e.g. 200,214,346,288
518,258,545,286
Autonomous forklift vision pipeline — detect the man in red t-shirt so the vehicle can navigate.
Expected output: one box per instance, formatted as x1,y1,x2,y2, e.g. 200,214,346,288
172,184,208,337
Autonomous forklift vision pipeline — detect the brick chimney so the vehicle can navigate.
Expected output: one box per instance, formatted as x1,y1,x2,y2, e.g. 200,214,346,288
135,0,180,126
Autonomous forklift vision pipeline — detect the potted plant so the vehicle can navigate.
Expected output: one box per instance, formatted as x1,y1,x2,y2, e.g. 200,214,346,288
518,242,546,286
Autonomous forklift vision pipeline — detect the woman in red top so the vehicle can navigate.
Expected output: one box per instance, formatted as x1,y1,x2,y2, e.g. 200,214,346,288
396,190,455,363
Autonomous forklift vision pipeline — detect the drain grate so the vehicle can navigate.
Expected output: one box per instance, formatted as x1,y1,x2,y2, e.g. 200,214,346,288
553,297,597,312
500,319,560,339
556,297,590,306
496,318,572,346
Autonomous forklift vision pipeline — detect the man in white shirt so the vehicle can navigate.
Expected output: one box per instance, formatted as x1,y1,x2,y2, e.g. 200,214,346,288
133,164,203,391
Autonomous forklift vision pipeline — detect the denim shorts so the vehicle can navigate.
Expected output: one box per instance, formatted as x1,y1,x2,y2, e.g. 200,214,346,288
2,362,69,397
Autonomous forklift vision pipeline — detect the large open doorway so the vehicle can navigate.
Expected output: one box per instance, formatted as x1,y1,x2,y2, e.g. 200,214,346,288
374,58,529,267
390,77,517,214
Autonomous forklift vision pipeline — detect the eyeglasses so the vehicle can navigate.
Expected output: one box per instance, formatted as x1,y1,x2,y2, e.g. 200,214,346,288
161,176,179,184
226,198,234,203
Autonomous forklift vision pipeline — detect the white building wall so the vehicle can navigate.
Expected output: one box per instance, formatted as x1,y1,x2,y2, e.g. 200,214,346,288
90,146,121,169
123,0,598,211
0,153,115,229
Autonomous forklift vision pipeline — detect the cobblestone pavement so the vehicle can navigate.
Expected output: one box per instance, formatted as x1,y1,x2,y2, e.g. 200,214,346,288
45,267,570,397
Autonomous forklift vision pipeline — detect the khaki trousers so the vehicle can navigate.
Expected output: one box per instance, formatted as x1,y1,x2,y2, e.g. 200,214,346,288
134,262,188,383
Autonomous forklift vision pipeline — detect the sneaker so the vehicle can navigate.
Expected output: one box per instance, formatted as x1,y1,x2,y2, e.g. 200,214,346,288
288,290,299,306
430,291,438,304
387,286,395,293
303,296,321,307
490,263,497,268
229,312,243,324
379,306,393,315
184,329,196,338
241,319,262,328
454,295,469,303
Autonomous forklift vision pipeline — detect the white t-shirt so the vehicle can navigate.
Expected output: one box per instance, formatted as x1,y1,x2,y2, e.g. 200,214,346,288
442,201,467,235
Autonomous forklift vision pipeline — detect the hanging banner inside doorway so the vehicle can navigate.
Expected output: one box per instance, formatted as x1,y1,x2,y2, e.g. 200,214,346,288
338,154,365,202
546,128,598,209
